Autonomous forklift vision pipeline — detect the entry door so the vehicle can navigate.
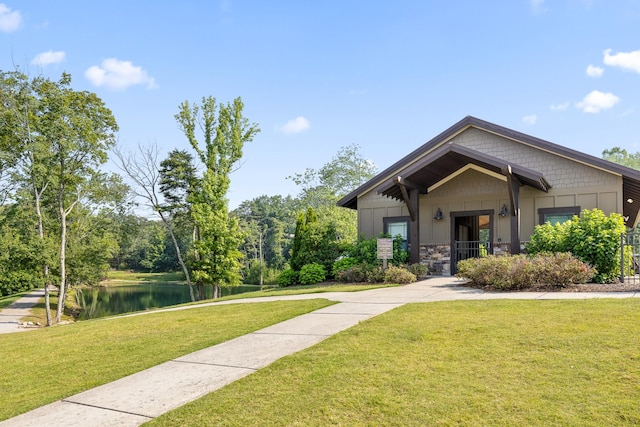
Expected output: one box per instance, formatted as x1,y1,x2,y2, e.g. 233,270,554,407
451,210,494,274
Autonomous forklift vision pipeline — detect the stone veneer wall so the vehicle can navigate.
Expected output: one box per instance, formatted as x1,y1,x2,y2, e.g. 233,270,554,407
420,244,451,275
420,242,513,276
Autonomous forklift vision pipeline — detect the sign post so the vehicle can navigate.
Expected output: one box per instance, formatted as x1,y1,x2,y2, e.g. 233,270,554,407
377,238,393,269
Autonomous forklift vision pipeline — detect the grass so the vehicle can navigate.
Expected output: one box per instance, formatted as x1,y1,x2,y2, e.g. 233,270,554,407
102,270,396,296
103,270,186,284
200,282,397,302
21,292,76,324
149,299,640,426
0,292,29,310
0,298,334,421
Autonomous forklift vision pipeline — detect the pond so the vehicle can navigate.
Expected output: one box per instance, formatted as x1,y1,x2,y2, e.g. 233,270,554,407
76,283,260,320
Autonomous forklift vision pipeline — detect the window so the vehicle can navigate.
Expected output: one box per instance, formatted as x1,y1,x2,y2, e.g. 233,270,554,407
538,206,580,225
383,216,409,251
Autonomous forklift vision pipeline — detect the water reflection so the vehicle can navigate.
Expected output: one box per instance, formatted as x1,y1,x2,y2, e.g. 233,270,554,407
77,283,259,320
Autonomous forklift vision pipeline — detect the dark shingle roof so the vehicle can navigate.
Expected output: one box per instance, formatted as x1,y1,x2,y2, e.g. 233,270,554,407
337,116,640,226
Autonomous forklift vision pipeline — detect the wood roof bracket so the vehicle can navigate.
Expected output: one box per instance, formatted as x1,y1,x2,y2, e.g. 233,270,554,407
395,176,416,221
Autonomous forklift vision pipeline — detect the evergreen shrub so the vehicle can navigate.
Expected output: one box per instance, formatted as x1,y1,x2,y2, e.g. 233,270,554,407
277,269,299,287
299,263,326,285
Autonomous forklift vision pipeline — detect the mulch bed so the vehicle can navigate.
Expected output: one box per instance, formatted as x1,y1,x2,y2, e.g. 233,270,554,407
462,281,640,293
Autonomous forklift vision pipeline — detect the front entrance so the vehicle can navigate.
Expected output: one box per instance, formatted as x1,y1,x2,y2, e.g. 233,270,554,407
451,210,494,274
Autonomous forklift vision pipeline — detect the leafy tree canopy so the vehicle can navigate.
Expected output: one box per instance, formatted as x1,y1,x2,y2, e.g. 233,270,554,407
603,147,640,170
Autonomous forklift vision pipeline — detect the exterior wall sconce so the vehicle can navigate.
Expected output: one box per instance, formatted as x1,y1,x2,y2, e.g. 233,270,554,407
433,208,444,220
499,204,509,217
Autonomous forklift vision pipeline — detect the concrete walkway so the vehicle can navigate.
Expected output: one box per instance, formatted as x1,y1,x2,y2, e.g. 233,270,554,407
1,278,638,426
0,289,46,334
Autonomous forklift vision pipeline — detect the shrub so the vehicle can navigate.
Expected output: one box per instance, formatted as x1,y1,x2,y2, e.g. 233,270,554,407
367,266,386,283
0,271,41,296
289,208,342,277
299,263,326,285
277,269,299,287
346,234,410,267
456,253,595,290
332,257,359,277
406,263,427,279
527,209,625,283
532,252,595,286
336,264,368,283
526,221,572,254
391,235,409,265
622,244,635,276
384,266,417,284
336,263,385,283
566,209,625,283
457,256,517,290
347,236,379,265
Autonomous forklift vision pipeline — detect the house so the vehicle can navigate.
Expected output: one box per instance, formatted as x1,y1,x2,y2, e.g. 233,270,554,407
337,116,640,275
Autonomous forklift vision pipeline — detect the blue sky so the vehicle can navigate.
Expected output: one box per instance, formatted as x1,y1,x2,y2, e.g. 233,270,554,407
2,1,640,209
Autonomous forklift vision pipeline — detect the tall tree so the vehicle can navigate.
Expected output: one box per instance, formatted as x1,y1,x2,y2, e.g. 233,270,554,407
36,73,119,323
234,194,297,271
175,96,259,298
0,71,119,323
288,144,377,204
159,149,199,213
288,144,377,243
0,70,55,324
114,143,197,301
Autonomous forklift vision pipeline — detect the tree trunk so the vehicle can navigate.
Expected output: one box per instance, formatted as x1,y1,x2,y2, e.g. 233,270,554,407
56,193,66,324
34,184,52,326
259,231,264,291
159,211,196,301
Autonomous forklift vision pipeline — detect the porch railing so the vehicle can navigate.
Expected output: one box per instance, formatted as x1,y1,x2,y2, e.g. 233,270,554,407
452,240,492,274
621,232,640,284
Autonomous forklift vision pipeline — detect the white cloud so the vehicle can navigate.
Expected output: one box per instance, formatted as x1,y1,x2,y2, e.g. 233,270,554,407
522,114,537,125
575,90,619,113
550,102,570,111
0,3,22,32
279,116,310,134
603,49,640,74
586,64,604,78
85,58,157,90
31,50,66,66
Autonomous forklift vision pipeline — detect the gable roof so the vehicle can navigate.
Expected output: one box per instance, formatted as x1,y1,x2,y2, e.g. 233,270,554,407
374,143,550,202
338,116,640,226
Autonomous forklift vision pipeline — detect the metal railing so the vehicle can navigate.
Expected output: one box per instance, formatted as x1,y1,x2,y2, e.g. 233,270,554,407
452,240,492,274
621,232,640,284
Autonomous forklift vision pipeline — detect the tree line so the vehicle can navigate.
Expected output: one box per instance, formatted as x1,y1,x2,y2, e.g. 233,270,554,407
0,70,376,324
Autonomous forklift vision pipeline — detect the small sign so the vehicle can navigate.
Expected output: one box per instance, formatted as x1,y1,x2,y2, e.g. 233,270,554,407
377,238,393,260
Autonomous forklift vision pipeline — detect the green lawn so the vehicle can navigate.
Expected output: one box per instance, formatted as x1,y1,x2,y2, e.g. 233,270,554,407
0,299,334,421
0,292,29,310
193,282,397,302
149,299,640,426
103,270,186,283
